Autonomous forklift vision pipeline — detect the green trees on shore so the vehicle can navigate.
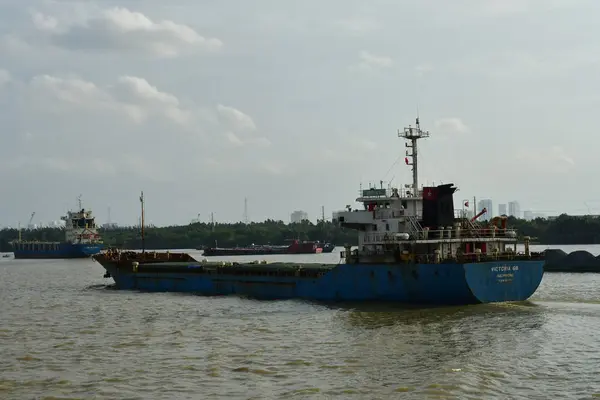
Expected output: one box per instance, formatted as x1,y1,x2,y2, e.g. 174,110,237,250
1,214,599,251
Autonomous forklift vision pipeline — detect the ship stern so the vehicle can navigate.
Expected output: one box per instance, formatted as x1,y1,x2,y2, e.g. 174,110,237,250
463,260,544,304
79,243,105,256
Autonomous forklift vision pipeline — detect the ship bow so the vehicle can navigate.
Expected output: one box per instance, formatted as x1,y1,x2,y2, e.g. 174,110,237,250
463,260,544,304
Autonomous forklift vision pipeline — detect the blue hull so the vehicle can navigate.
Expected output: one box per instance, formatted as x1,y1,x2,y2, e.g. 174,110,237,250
102,260,544,305
13,243,105,259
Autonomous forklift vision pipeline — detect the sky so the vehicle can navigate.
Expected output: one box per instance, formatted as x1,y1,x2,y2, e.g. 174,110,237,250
0,0,598,227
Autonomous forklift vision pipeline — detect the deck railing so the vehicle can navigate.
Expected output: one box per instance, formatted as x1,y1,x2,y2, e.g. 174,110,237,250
341,249,544,264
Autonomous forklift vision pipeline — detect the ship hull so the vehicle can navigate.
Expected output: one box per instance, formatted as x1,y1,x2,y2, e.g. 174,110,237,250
13,243,105,259
96,258,544,305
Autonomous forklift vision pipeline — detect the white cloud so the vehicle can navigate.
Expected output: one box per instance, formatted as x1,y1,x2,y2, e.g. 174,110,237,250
226,131,244,146
31,11,59,32
415,64,434,77
0,71,272,184
28,74,192,127
358,51,392,68
350,51,393,72
28,6,222,57
434,118,470,135
217,104,257,132
513,145,575,176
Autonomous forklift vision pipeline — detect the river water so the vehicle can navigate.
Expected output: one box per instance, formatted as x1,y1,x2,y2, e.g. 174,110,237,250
1,244,599,399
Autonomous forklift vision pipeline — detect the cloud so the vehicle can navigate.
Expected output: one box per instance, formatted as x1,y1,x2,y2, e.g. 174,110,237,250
434,118,470,135
217,104,257,132
28,74,193,127
350,51,393,72
415,64,434,77
28,6,222,57
0,71,272,183
225,131,244,146
31,11,59,32
515,145,575,174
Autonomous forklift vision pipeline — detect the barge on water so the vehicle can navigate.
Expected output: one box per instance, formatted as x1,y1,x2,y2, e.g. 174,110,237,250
202,239,323,256
94,117,545,305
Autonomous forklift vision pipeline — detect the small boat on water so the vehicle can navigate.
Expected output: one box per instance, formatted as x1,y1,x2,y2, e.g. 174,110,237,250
94,117,545,305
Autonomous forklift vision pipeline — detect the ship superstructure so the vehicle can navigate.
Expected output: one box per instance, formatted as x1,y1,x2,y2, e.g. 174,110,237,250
332,118,522,266
12,197,104,259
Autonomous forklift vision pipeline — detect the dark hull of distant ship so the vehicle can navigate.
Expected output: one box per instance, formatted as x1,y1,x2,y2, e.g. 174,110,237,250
12,242,105,259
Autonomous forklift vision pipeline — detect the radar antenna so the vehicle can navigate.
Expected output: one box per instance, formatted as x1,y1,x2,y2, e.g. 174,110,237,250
398,117,430,197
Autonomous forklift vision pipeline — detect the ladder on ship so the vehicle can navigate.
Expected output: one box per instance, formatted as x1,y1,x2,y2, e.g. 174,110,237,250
406,215,424,239
465,218,483,238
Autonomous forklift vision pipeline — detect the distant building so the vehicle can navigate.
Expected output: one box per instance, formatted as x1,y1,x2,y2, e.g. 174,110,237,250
508,201,520,218
523,210,533,221
102,222,119,230
477,199,493,221
498,203,507,216
290,210,309,223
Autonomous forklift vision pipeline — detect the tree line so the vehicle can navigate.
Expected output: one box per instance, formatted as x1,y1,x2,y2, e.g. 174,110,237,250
0,214,598,251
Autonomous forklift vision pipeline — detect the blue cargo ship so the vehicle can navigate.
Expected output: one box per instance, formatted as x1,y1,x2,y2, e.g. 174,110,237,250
93,118,545,305
12,200,104,259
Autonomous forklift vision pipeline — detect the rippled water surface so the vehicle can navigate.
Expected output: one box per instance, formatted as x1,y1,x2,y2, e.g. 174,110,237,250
1,246,600,399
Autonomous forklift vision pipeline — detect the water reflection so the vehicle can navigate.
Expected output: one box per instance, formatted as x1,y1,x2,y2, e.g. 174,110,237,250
321,301,548,384
329,301,544,328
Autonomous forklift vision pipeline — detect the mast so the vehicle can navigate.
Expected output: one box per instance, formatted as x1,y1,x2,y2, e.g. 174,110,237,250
399,117,430,196
140,191,145,253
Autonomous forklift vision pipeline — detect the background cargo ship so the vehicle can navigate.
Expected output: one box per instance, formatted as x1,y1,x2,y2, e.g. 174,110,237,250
94,117,545,305
201,240,335,256
12,200,104,259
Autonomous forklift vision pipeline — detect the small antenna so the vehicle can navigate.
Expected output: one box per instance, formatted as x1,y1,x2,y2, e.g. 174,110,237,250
77,194,82,210
140,191,145,254
243,197,249,224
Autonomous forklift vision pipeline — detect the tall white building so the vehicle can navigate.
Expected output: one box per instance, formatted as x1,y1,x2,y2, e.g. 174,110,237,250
508,201,521,218
498,203,507,216
290,210,308,223
477,199,493,221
